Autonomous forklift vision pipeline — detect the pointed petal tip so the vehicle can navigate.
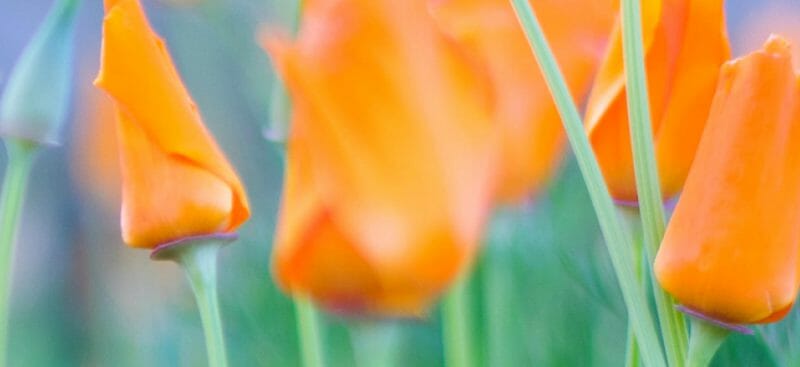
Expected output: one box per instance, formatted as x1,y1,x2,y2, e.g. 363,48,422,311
765,34,792,55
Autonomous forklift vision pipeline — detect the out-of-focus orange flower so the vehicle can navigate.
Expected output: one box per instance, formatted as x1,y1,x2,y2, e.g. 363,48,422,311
95,0,250,249
265,0,498,316
585,0,730,202
655,36,800,325
430,0,616,201
71,86,121,210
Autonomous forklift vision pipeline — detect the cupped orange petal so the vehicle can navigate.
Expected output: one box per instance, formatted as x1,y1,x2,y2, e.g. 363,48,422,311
585,0,730,202
95,0,250,248
430,0,616,201
654,36,800,324
267,0,498,316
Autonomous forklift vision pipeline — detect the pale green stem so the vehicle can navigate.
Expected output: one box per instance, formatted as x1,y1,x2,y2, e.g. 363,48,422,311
266,0,303,150
626,324,641,367
350,322,400,367
686,318,729,367
166,240,229,367
509,1,665,366
620,0,688,364
484,210,516,367
295,296,325,367
622,207,644,367
0,139,37,365
443,276,475,367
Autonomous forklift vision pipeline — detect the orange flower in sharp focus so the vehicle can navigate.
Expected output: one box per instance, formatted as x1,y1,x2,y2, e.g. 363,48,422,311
655,36,800,324
585,0,730,203
430,0,616,201
265,0,497,316
95,0,250,249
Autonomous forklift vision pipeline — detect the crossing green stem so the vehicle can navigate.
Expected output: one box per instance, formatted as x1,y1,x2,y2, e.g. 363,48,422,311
619,0,689,364
509,1,665,366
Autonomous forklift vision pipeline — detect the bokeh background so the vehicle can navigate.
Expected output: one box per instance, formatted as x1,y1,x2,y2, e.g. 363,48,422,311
0,0,799,366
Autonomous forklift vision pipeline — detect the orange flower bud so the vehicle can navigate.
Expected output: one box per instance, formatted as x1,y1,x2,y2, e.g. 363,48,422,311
430,0,616,201
265,0,498,316
655,36,800,324
94,0,250,249
585,0,730,202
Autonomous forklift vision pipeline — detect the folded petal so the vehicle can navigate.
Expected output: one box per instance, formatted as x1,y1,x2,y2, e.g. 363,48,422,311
585,0,730,202
95,0,250,248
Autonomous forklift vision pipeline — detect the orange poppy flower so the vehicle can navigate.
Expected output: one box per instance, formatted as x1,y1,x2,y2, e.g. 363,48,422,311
265,0,498,316
95,0,250,249
430,0,616,201
654,36,800,324
585,0,730,202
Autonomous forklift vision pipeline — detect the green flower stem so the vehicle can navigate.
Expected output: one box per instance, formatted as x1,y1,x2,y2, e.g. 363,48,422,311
0,139,37,364
686,318,729,367
620,0,689,364
509,2,665,366
294,296,325,367
626,324,641,367
484,209,517,367
620,207,644,367
266,0,303,150
443,275,475,367
151,236,231,367
350,322,400,367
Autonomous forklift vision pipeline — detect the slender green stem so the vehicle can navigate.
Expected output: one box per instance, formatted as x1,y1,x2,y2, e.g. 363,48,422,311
622,207,644,367
0,139,37,364
686,318,729,367
620,0,689,364
350,322,399,367
443,275,475,367
266,0,304,151
509,2,665,366
295,296,325,367
163,240,230,367
484,209,517,367
626,324,641,367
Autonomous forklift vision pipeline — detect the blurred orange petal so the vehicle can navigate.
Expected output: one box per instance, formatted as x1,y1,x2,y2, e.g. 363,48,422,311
266,0,498,316
585,0,730,202
431,0,616,201
71,86,121,209
95,0,250,248
655,36,800,324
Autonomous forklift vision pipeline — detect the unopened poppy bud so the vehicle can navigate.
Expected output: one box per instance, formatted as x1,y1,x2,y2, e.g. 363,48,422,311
0,0,81,146
95,0,250,249
655,36,800,325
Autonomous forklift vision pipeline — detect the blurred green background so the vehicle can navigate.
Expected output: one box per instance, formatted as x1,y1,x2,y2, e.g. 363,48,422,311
0,0,799,366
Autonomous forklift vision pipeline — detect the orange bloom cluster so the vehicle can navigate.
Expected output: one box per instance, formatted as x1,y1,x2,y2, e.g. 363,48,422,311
655,36,800,325
585,0,730,202
95,0,250,249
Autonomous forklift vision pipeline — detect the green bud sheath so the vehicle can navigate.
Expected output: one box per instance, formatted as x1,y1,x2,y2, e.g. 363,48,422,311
0,0,81,146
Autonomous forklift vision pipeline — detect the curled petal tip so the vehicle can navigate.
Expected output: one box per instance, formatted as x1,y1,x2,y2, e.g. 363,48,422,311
765,34,792,55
